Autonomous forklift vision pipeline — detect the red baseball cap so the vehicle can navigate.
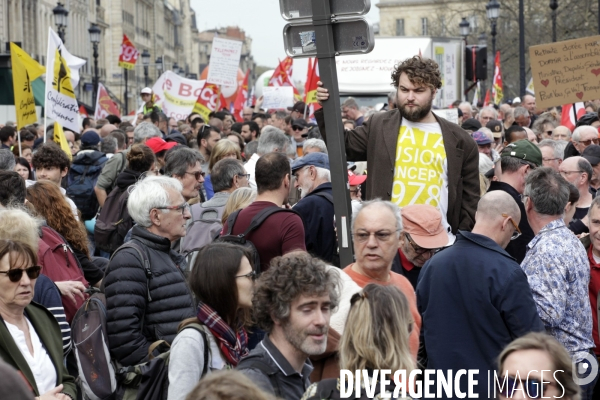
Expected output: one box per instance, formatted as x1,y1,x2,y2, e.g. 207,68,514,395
146,137,178,153
401,204,448,249
348,170,366,186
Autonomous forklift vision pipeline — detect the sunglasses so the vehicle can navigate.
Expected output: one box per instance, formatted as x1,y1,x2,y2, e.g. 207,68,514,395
498,375,551,399
405,232,440,255
184,171,206,180
0,265,42,282
292,126,305,131
580,138,599,146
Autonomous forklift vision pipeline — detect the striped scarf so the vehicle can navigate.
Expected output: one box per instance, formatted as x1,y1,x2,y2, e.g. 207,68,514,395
196,301,249,366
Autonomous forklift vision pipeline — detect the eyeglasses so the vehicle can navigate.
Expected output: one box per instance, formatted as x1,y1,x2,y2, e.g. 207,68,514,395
405,233,440,255
519,161,536,170
545,130,553,135
236,270,257,281
185,171,205,180
502,213,522,240
353,229,400,243
498,375,553,399
580,138,599,146
0,265,42,283
292,126,305,131
237,173,250,180
155,203,190,215
542,158,561,162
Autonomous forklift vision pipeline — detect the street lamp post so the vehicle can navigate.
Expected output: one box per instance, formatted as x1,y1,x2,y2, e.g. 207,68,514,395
88,23,101,110
478,33,488,103
459,17,470,43
550,0,558,42
155,56,163,79
52,2,69,42
141,49,150,87
486,0,500,56
173,62,180,75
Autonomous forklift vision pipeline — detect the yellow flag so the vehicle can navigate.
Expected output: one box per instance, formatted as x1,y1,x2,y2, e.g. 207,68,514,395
53,122,72,161
10,43,45,129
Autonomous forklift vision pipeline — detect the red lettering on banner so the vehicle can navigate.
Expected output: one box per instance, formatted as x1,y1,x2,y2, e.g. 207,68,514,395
179,84,192,96
165,79,172,91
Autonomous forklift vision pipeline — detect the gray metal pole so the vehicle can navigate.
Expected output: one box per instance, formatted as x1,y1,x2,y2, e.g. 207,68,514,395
519,0,525,97
311,0,355,267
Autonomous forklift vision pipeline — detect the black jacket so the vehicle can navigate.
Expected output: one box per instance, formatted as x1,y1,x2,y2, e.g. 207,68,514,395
487,181,534,263
293,183,336,264
114,168,142,191
104,225,196,366
416,231,544,398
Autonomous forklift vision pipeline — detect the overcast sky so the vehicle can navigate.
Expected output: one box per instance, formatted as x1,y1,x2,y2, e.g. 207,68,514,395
190,0,380,85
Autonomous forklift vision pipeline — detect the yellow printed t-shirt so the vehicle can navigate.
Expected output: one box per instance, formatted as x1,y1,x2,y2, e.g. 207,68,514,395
391,119,453,242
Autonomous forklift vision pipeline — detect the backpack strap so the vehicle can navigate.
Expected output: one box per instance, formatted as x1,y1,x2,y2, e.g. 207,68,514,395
180,323,210,377
312,191,334,204
78,165,91,184
241,207,298,237
238,356,282,397
110,241,152,302
223,209,242,236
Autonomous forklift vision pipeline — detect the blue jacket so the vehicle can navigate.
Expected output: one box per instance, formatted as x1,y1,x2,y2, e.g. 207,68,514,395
292,183,336,264
416,230,544,398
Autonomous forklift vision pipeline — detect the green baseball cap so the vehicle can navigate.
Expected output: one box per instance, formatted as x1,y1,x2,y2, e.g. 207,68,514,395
500,139,542,167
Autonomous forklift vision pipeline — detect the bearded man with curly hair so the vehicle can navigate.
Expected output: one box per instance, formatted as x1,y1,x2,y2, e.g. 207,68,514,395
237,251,340,399
315,56,480,238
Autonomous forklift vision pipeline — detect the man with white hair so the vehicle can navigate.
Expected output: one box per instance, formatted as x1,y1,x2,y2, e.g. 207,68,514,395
572,125,599,156
103,176,196,367
302,138,328,154
514,107,531,127
291,153,336,264
458,102,473,119
244,126,290,190
478,106,497,126
537,139,563,172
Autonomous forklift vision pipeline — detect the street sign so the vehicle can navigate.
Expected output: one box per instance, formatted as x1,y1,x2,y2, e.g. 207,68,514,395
283,18,374,58
279,0,370,21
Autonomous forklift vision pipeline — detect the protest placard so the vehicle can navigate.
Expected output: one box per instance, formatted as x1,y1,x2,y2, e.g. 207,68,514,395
206,38,243,86
432,109,459,124
529,35,600,108
262,86,294,109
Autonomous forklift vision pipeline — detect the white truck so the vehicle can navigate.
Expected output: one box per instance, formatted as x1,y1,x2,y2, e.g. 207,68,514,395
335,36,465,109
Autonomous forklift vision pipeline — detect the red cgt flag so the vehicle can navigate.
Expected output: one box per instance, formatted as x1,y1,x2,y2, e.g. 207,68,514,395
233,69,250,122
193,83,220,123
304,58,321,119
118,35,139,70
561,103,586,132
268,57,300,100
95,83,121,119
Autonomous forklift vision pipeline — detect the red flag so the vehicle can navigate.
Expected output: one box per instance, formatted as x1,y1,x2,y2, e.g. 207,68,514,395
79,105,88,118
561,103,586,132
193,83,220,122
304,58,313,102
94,83,121,119
483,89,491,107
218,88,229,111
304,58,321,119
118,35,139,70
233,69,250,122
491,51,503,105
268,58,301,100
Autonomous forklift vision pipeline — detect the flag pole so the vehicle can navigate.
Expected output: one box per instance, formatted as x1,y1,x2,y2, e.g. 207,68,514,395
18,131,22,157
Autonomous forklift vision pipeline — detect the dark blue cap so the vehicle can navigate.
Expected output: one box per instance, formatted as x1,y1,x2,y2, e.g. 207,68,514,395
291,152,330,172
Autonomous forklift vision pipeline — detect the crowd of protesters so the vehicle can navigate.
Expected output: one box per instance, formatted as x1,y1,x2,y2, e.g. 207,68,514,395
0,55,597,400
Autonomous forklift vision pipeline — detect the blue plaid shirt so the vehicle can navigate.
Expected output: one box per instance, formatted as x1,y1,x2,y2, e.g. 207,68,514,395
521,218,594,362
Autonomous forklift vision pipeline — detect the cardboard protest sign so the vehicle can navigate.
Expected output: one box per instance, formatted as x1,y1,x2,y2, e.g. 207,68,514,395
530,35,600,108
207,38,243,86
262,86,294,109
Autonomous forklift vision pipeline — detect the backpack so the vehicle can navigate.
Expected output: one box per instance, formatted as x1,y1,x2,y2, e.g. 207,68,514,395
217,206,299,272
94,186,133,253
180,203,225,269
38,226,88,324
67,152,108,221
72,241,209,400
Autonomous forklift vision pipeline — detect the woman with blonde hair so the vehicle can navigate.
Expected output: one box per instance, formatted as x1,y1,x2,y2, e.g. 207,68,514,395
221,187,257,225
301,283,414,399
497,332,581,400
205,139,242,200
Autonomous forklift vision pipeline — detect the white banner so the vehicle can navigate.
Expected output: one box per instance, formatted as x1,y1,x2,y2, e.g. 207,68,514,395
151,71,206,120
206,37,243,86
45,28,86,133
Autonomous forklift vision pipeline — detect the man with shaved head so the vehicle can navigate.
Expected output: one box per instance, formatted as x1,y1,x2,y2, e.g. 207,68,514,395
100,123,117,138
417,190,544,398
559,156,593,234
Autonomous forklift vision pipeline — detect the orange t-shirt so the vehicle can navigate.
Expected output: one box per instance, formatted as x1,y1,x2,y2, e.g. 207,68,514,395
343,264,421,361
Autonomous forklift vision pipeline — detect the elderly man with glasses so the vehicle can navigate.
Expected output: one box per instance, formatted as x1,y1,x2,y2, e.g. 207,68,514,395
344,199,422,361
416,190,544,398
390,204,448,289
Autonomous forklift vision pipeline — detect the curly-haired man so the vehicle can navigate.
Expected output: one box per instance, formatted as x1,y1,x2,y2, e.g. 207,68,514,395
237,251,340,399
315,56,480,239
